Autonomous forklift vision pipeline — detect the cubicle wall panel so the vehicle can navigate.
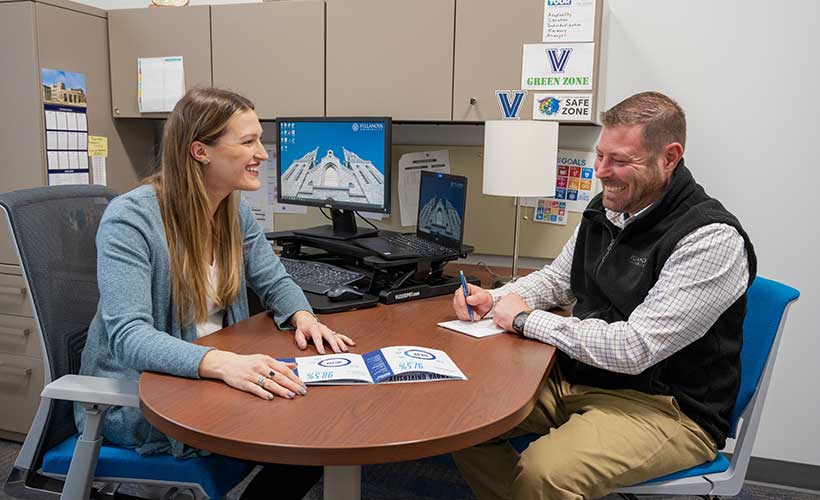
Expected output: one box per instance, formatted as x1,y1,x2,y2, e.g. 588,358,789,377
0,2,46,198
452,0,543,122
36,2,147,193
108,6,212,118
212,1,325,120
326,0,455,121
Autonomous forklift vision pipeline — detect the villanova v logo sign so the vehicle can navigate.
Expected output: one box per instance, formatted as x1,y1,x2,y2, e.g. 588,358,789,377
496,90,528,120
546,48,572,73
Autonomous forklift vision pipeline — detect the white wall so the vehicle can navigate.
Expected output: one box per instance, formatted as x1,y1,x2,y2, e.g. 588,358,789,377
80,0,820,466
602,0,820,466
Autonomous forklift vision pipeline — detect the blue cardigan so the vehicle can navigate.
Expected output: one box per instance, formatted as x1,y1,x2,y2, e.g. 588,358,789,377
75,184,312,457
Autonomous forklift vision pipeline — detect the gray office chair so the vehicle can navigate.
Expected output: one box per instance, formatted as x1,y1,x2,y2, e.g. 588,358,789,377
2,185,252,500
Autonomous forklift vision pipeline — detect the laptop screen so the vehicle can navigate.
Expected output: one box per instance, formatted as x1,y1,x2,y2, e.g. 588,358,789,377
416,171,468,249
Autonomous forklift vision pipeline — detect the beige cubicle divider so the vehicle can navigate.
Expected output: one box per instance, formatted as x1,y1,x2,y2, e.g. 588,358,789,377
272,145,579,260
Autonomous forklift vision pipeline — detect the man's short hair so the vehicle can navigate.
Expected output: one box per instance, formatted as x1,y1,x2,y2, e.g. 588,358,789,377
601,91,686,153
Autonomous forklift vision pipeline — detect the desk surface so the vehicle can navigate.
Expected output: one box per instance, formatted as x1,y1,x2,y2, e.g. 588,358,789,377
139,292,554,466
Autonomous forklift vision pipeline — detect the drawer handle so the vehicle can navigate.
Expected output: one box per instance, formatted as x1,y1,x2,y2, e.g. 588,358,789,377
0,286,26,297
0,361,32,377
0,326,30,338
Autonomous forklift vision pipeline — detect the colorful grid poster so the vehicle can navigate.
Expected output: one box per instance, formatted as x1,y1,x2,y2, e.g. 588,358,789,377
534,199,567,225
553,150,597,212
522,149,599,212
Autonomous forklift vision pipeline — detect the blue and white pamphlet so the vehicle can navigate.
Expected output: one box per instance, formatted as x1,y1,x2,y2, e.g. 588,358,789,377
281,346,467,385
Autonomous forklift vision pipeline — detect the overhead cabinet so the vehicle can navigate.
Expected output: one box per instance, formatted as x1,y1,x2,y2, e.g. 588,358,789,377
106,0,603,123
325,0,455,121
108,6,212,118
211,1,325,120
454,0,604,123
452,0,544,122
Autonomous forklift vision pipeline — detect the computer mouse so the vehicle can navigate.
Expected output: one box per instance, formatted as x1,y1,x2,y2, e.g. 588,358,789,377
326,285,365,302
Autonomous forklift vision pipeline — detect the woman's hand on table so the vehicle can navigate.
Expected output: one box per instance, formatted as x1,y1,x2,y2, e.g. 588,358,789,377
199,350,307,400
291,310,356,354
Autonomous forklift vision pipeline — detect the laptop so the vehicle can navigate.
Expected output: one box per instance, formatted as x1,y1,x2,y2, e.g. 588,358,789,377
354,171,468,260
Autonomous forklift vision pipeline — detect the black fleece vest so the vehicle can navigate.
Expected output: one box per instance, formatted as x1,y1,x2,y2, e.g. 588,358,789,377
565,159,757,448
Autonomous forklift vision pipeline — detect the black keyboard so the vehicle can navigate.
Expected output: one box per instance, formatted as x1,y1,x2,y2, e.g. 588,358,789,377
356,234,458,260
279,257,364,295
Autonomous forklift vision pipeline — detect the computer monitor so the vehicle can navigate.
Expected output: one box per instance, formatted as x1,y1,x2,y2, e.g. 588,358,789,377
276,117,391,240
417,171,467,249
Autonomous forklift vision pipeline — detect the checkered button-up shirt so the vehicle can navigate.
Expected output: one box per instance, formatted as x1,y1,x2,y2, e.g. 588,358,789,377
490,209,749,375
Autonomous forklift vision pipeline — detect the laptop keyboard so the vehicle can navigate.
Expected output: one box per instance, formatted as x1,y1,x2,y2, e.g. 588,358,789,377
376,234,457,258
279,257,364,295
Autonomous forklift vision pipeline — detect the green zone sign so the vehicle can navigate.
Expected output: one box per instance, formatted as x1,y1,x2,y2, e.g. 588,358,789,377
521,43,594,91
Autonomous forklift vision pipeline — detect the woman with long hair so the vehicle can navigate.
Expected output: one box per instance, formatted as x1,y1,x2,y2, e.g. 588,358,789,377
76,87,353,498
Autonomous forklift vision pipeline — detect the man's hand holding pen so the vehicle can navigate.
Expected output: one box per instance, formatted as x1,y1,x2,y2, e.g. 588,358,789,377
453,283,494,321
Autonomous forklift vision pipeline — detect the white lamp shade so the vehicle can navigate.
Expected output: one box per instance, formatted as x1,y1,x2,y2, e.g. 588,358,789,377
482,120,559,197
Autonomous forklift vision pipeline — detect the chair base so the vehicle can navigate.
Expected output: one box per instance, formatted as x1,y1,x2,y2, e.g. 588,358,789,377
4,466,64,500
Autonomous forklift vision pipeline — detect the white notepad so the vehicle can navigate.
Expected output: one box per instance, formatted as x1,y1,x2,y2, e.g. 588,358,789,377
438,318,505,338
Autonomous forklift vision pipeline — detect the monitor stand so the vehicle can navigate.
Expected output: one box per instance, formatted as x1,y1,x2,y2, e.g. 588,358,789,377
293,208,378,241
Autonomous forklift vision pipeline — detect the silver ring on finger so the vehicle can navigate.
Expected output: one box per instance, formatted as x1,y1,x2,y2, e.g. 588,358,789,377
256,375,266,387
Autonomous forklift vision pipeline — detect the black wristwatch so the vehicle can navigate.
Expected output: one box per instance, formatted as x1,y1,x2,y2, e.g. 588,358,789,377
512,311,530,335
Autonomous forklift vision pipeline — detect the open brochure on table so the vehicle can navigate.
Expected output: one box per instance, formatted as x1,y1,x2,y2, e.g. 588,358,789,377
281,346,467,385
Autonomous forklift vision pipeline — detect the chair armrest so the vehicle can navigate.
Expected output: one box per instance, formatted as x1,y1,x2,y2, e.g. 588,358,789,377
41,374,140,408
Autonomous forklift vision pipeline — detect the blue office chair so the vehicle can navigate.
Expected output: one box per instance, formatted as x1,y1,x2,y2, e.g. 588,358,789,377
1,186,253,500
614,276,800,499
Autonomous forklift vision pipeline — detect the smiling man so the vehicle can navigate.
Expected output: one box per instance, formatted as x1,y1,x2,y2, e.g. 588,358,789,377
452,92,757,500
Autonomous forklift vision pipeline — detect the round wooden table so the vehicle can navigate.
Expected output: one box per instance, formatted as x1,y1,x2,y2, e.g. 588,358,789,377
140,294,555,500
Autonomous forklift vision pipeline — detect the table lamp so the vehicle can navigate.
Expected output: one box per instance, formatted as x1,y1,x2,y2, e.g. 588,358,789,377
482,120,559,286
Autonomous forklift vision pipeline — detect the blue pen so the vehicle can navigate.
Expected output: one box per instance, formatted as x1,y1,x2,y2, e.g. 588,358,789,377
459,270,474,321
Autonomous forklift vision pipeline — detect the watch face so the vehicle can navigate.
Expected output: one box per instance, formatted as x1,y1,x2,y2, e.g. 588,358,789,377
514,311,528,333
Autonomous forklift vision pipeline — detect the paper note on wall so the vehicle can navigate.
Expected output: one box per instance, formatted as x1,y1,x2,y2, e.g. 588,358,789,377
241,182,274,232
138,57,185,113
88,135,108,186
241,145,277,232
543,0,597,43
398,150,451,227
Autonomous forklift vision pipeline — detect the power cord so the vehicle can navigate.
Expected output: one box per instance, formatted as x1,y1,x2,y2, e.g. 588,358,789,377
476,260,502,281
355,211,378,230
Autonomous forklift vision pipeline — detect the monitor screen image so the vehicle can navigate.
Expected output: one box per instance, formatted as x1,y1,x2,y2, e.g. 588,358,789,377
277,117,391,214
417,171,467,247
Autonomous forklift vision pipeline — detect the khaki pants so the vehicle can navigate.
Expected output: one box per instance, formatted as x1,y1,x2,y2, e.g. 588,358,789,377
453,370,717,500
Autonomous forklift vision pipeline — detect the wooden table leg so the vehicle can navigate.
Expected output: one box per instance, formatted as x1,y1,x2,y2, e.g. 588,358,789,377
323,465,361,500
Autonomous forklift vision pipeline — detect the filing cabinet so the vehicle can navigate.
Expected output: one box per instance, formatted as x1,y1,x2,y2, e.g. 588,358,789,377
0,260,40,442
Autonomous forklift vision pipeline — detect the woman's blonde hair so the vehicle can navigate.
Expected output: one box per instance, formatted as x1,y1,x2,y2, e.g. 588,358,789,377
151,87,255,326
